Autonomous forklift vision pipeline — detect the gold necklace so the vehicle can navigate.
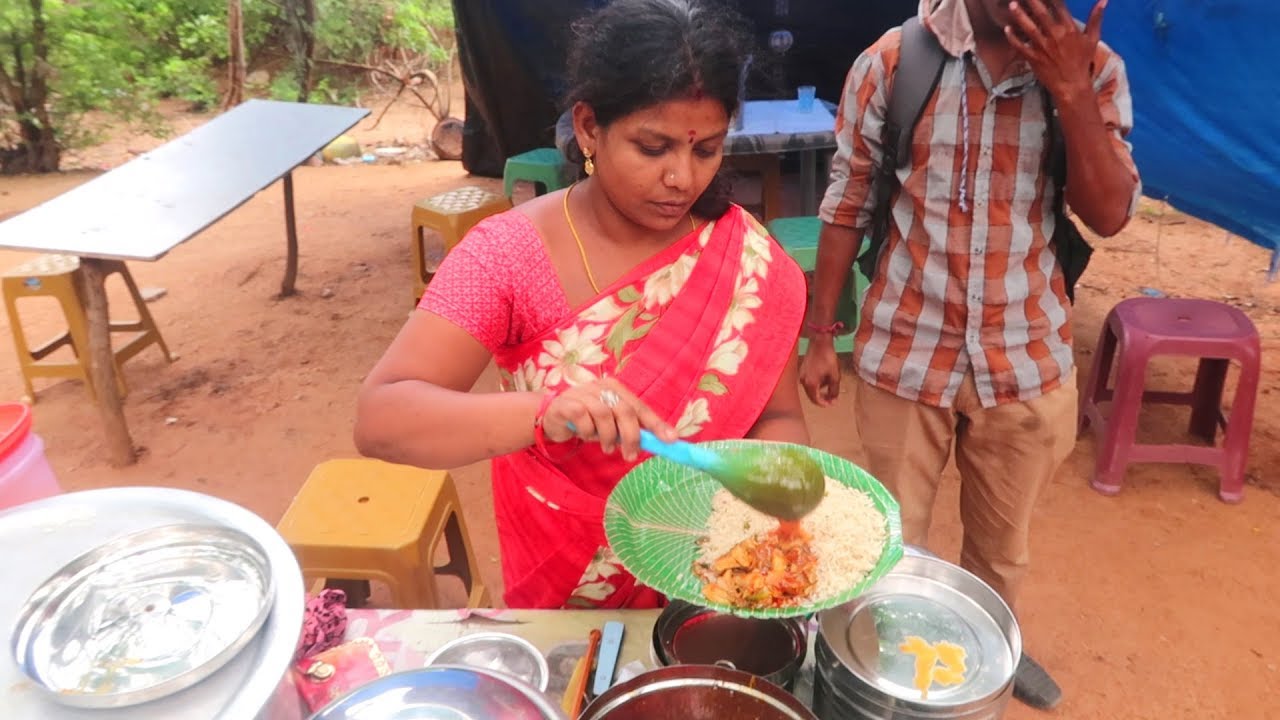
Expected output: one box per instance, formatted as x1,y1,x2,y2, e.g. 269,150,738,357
562,182,696,295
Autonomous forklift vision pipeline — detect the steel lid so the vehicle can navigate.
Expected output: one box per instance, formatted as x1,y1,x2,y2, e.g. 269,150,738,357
10,523,274,708
817,554,1020,708
424,632,550,692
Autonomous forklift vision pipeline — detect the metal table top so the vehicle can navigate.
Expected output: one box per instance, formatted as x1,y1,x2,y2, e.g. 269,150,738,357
0,99,368,262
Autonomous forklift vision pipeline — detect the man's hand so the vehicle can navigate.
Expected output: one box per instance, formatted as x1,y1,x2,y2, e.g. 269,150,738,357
1007,0,1106,101
799,339,842,407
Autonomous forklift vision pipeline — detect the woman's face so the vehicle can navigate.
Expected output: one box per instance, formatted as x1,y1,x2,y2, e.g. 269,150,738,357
575,96,729,231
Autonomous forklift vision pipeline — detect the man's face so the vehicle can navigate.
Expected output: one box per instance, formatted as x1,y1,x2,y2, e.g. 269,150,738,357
978,0,1015,29
976,0,1069,31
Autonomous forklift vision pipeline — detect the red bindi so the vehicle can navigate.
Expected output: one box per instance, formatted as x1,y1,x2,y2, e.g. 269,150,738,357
688,130,697,144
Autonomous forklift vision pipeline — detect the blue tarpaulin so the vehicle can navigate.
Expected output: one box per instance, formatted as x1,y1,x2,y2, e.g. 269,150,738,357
1068,0,1280,266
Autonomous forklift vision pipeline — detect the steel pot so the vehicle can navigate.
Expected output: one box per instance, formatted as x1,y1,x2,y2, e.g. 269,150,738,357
1,488,306,720
813,554,1021,720
307,665,565,719
651,599,808,691
581,664,817,720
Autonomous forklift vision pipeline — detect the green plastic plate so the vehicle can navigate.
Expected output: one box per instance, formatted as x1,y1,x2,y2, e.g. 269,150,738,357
604,440,903,618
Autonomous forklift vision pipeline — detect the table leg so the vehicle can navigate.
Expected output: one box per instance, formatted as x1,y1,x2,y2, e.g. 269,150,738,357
280,171,298,297
800,150,817,215
74,258,137,466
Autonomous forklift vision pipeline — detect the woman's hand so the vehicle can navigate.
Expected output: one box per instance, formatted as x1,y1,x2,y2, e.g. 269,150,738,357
541,378,677,461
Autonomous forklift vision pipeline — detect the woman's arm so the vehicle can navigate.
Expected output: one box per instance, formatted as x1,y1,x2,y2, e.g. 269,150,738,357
356,311,677,468
355,312,543,469
746,346,811,445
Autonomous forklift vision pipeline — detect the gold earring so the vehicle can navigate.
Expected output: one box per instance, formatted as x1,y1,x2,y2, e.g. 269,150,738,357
582,148,595,176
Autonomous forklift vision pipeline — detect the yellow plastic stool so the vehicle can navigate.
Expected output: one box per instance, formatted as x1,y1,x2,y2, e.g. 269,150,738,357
410,187,511,302
2,254,173,402
278,459,491,609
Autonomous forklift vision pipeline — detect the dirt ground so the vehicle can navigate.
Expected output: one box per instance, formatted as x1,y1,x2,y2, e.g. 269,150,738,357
1,95,1278,720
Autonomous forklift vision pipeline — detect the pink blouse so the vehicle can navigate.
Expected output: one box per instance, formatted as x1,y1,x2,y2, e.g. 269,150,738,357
418,211,572,352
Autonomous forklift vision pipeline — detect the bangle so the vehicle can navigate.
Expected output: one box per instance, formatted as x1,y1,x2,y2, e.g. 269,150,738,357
532,392,584,460
532,391,558,456
805,321,845,337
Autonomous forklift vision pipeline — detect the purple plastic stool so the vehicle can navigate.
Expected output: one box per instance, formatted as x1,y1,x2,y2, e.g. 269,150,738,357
1078,297,1260,503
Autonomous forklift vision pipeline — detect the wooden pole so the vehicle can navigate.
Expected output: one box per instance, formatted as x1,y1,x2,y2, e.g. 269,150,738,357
280,171,299,297
75,258,137,466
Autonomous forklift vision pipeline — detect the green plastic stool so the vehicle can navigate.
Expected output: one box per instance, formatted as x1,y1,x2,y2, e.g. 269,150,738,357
503,148,569,199
767,216,870,355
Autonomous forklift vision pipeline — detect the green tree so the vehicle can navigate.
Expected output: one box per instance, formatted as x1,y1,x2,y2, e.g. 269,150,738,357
0,0,59,173
0,0,232,173
0,0,456,173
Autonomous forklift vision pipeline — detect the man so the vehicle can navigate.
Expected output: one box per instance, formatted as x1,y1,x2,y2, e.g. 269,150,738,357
800,0,1140,709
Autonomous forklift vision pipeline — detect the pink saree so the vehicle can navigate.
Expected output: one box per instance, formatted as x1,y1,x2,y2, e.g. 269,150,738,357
490,205,804,609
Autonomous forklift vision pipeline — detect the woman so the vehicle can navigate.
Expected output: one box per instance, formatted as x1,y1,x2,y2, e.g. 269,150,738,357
355,0,808,610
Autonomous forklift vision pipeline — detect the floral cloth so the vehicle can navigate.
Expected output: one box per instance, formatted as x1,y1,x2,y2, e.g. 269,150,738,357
295,588,349,661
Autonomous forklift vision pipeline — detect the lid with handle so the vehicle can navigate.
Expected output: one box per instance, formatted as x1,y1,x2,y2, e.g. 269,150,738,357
817,554,1021,710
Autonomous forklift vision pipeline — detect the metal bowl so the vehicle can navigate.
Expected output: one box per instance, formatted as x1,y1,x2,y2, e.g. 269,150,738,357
651,599,807,691
581,664,817,720
11,523,275,708
424,632,550,692
307,665,565,720
0,488,306,720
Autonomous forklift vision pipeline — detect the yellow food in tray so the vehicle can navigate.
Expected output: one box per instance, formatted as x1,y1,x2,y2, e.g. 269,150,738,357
899,635,968,700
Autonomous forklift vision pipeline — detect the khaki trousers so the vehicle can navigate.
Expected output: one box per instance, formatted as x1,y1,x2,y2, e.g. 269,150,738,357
854,371,1077,613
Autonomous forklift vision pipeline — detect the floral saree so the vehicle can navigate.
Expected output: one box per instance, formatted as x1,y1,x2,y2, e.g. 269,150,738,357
490,205,804,609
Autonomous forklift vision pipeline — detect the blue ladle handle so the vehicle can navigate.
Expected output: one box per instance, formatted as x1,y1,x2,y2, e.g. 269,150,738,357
564,422,724,474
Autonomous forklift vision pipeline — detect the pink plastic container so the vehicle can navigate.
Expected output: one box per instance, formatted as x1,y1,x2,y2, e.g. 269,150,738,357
0,403,61,511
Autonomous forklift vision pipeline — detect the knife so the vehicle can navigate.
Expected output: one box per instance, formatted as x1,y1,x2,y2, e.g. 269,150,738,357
592,621,625,697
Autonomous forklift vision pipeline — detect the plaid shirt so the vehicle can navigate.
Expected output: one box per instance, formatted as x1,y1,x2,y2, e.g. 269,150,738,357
820,20,1140,408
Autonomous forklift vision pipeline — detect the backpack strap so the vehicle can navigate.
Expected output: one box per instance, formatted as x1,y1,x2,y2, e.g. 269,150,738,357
859,17,948,279
1042,89,1093,304
889,17,947,168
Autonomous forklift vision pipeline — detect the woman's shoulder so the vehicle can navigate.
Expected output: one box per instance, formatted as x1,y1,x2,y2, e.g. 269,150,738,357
458,206,543,258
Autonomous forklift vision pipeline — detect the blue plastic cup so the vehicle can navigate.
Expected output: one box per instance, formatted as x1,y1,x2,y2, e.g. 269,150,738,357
797,85,816,113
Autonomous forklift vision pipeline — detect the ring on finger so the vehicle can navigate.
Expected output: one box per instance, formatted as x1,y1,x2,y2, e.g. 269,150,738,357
600,389,621,408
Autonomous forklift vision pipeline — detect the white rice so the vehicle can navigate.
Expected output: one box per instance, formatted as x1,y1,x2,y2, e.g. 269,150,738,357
696,478,887,602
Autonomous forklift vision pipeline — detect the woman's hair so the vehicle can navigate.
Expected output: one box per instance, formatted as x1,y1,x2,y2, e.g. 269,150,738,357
564,0,753,218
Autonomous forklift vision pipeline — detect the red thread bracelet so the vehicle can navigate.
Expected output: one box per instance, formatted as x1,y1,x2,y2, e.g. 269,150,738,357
805,320,846,336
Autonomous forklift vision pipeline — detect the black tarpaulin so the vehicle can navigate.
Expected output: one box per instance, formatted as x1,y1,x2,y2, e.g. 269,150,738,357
452,0,916,177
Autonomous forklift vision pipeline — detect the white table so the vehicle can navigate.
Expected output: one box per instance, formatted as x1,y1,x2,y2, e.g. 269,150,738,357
0,100,369,465
725,99,838,216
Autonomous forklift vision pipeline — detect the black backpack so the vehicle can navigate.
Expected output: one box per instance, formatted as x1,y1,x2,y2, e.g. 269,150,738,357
859,17,1092,303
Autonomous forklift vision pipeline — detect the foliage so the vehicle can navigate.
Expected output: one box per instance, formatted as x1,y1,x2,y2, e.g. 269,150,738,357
0,0,456,172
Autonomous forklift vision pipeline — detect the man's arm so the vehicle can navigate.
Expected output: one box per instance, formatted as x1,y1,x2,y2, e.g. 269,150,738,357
800,33,894,406
1056,49,1141,236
